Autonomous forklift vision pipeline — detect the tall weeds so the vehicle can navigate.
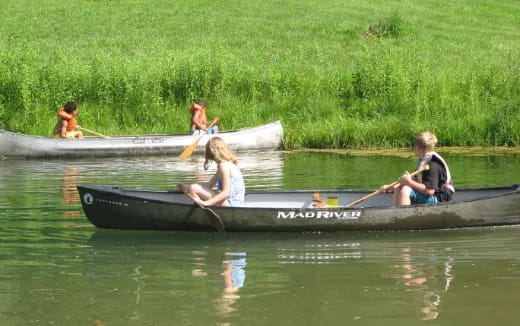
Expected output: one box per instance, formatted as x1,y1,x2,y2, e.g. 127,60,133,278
0,0,519,147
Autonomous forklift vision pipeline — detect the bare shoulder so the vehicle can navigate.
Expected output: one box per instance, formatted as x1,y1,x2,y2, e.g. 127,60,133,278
218,161,237,172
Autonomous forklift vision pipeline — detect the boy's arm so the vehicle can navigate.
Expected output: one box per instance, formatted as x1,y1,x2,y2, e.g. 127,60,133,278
400,171,436,196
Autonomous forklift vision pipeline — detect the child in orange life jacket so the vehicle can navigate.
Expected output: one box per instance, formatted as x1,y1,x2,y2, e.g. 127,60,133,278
53,101,84,139
189,100,218,135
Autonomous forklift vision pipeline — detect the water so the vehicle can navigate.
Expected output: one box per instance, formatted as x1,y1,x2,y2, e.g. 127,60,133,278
1,150,519,325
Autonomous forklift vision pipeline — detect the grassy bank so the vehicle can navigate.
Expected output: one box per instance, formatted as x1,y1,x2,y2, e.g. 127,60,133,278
1,0,519,147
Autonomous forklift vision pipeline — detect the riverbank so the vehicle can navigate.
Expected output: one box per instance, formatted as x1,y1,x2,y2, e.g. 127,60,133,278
1,0,519,148
295,146,520,157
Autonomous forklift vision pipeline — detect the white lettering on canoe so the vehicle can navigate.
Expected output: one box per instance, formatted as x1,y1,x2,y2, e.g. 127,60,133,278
277,211,361,220
95,198,128,207
82,193,128,207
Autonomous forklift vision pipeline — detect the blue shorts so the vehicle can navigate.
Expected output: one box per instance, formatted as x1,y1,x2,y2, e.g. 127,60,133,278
190,126,218,135
410,189,438,204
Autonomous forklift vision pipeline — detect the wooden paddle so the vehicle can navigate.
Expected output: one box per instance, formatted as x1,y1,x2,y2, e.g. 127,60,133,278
78,126,111,138
179,118,219,158
345,165,430,208
177,184,226,233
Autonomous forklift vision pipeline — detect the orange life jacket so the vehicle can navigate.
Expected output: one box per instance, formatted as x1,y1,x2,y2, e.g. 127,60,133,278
58,108,77,132
189,103,207,128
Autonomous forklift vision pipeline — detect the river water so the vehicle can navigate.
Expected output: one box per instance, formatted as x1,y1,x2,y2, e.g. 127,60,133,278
1,150,519,325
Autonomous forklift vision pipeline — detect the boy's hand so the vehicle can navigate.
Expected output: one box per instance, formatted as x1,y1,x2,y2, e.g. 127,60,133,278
380,184,398,193
399,171,412,185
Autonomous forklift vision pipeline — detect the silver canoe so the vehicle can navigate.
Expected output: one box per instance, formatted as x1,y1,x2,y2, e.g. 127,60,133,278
0,120,283,158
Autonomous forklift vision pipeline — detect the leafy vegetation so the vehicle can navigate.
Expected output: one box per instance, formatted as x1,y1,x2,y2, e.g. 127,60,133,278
0,0,519,147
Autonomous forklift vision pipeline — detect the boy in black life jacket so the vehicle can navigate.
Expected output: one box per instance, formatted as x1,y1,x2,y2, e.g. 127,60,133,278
383,131,454,205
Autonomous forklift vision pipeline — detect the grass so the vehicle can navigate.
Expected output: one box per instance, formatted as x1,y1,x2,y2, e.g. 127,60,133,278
0,0,519,147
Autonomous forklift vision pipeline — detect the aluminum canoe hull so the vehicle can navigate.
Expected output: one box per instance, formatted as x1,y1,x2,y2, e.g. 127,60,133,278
0,121,283,158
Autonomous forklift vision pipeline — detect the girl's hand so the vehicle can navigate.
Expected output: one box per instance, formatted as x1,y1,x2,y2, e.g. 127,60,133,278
192,195,206,206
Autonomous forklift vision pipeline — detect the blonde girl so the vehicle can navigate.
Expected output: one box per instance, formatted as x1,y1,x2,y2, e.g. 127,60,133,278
180,137,245,207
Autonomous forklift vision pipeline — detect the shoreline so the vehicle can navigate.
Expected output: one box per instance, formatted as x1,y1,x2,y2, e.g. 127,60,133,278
290,146,520,157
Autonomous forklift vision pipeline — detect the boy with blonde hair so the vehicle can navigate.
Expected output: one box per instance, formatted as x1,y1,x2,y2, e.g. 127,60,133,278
385,131,454,206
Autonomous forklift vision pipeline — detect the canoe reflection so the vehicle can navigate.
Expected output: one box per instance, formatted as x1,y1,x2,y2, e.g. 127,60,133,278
278,242,362,264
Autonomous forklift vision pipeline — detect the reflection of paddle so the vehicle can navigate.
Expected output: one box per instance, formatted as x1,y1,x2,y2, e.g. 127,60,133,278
179,118,219,158
177,184,226,233
78,126,111,138
345,165,430,207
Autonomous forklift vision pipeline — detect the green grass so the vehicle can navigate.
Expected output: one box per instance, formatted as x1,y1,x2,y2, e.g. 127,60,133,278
0,0,519,147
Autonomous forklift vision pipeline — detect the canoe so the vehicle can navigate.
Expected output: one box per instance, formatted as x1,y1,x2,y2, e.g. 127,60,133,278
77,184,520,232
0,120,283,158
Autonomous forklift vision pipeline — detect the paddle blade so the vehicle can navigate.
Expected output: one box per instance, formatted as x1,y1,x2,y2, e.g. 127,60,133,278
206,208,226,234
180,117,219,158
179,139,200,158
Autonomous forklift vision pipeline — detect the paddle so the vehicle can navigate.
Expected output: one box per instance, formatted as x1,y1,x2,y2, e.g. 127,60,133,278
345,165,430,208
177,184,226,233
179,118,219,158
78,126,111,138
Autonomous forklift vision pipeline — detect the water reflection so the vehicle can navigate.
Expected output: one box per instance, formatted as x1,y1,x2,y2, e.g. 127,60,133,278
215,252,247,317
389,247,455,320
278,242,362,264
190,249,247,317
130,265,146,322
62,166,81,220
76,228,520,325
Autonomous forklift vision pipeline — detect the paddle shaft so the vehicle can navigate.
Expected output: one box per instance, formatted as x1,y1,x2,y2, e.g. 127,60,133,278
204,118,219,133
78,127,110,138
179,117,219,158
177,184,226,233
345,165,430,208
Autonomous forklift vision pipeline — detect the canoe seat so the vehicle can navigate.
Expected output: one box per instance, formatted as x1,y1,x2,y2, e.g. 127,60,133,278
241,192,330,209
241,201,309,209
